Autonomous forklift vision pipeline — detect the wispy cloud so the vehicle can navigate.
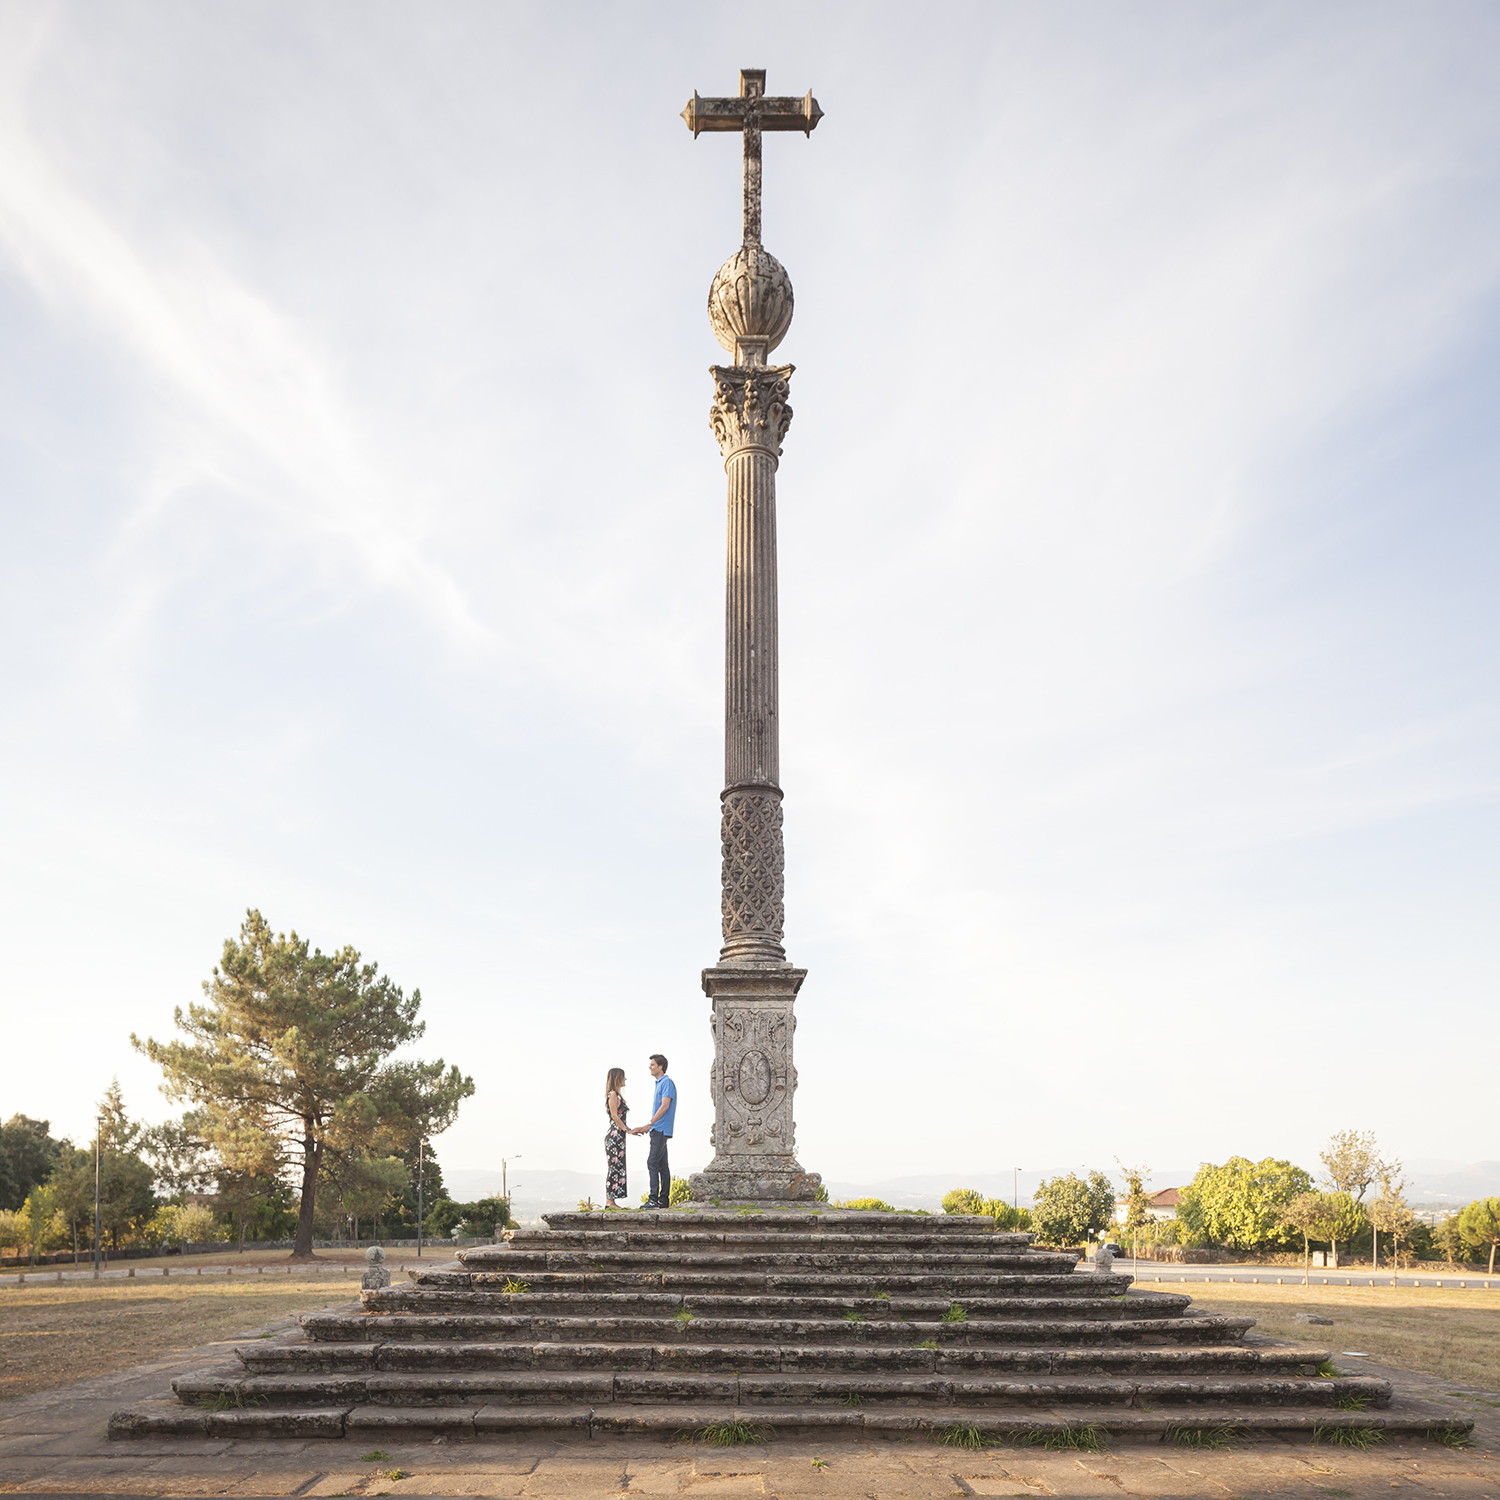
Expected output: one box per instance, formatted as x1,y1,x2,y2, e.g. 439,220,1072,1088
0,29,489,652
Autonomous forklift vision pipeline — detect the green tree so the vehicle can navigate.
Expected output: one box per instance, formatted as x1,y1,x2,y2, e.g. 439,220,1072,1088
940,1188,1031,1230
139,1113,218,1198
133,910,475,1258
1116,1160,1153,1251
1175,1158,1313,1251
321,1154,409,1239
1436,1212,1467,1267
1369,1169,1415,1270
428,1197,511,1238
46,1149,96,1263
1319,1130,1390,1205
0,1116,63,1211
0,1209,25,1256
98,1079,140,1154
395,1141,448,1233
1031,1170,1114,1247
98,1147,158,1249
1458,1197,1500,1276
1280,1191,1332,1285
1321,1190,1367,1268
942,1188,986,1216
214,1166,281,1251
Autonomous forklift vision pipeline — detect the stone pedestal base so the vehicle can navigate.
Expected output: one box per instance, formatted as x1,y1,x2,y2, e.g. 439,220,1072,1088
688,1162,824,1203
691,963,820,1204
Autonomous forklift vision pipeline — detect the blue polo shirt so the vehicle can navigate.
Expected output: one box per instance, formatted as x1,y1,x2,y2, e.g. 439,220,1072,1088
651,1073,677,1137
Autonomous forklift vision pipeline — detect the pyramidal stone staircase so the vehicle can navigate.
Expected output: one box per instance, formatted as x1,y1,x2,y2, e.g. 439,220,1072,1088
109,1210,1469,1446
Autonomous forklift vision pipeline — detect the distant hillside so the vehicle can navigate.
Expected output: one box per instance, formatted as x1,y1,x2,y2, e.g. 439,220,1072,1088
1406,1160,1500,1203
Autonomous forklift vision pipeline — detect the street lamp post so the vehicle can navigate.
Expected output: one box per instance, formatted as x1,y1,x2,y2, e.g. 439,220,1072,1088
502,1156,521,1219
417,1140,426,1259
1014,1167,1022,1216
93,1118,103,1279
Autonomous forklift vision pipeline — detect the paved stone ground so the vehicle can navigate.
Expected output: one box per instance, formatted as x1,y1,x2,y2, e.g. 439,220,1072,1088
1,1324,1497,1498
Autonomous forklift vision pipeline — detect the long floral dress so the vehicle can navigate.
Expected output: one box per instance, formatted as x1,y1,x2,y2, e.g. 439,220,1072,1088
605,1092,628,1202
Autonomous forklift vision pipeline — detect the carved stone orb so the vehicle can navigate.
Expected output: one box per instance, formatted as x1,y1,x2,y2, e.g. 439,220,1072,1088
709,245,794,364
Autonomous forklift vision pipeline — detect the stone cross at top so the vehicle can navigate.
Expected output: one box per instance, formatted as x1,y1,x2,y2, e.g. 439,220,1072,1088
682,69,823,247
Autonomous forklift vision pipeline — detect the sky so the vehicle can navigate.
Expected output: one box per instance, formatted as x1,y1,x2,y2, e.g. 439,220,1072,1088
1,1,1497,1199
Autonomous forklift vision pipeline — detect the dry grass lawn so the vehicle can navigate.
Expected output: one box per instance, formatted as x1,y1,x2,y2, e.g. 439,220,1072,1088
1159,1278,1500,1391
0,1276,357,1401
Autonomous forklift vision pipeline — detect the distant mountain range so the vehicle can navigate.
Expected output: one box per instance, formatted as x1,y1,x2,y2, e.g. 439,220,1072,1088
1403,1160,1500,1203
447,1159,1500,1224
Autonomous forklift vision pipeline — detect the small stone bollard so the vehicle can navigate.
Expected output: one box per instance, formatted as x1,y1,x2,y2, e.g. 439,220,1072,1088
1093,1244,1115,1275
361,1244,391,1291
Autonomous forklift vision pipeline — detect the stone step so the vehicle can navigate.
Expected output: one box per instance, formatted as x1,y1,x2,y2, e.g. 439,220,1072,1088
463,1249,1072,1273
368,1272,1133,1304
534,1211,1025,1238
170,1368,1393,1411
360,1286,1158,1318
108,1395,1467,1444
239,1338,1326,1378
300,1310,1252,1346
484,1232,1052,1256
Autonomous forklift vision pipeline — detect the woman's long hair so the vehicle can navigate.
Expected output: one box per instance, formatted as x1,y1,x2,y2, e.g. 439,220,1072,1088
605,1066,625,1098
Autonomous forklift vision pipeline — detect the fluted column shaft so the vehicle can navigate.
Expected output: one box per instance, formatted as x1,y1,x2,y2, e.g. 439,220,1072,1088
724,446,780,790
709,364,794,967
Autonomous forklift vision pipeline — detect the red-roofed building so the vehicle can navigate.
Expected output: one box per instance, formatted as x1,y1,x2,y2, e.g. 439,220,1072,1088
1114,1187,1180,1224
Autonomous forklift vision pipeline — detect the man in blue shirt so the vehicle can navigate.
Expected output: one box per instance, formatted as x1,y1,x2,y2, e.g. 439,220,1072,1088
632,1053,676,1208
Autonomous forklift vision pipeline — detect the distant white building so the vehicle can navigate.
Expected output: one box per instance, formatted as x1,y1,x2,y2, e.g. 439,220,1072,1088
1114,1187,1180,1225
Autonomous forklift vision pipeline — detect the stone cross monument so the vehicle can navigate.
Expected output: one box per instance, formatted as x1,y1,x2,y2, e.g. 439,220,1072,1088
682,70,825,1204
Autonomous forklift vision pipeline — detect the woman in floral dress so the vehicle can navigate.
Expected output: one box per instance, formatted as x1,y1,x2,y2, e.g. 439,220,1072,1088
604,1066,629,1208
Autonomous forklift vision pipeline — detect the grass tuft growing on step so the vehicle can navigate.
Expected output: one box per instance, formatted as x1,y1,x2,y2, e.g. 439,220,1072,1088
938,1422,986,1449
500,1277,530,1294
1164,1423,1235,1449
1315,1360,1341,1378
1425,1421,1474,1448
673,1307,696,1325
687,1417,767,1446
914,1338,939,1349
361,1451,391,1462
843,1393,863,1408
940,1301,968,1322
1313,1425,1384,1449
1333,1392,1371,1411
841,1311,865,1321
1008,1423,1106,1452
195,1387,266,1411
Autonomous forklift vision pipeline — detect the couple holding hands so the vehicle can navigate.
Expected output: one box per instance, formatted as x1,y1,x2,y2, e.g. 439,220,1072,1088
603,1054,677,1209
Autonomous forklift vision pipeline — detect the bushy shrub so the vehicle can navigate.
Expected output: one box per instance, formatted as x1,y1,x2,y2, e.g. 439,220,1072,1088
833,1197,895,1211
637,1177,693,1208
428,1197,511,1237
146,1203,228,1246
941,1188,1032,1230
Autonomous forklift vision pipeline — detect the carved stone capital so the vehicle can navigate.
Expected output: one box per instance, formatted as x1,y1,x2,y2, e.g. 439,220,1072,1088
709,364,794,461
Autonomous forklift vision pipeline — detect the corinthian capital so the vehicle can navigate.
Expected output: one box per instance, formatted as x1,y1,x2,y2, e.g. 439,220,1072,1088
709,364,794,461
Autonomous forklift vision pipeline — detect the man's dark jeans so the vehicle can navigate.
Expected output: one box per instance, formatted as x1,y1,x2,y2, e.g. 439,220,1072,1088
647,1130,670,1206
